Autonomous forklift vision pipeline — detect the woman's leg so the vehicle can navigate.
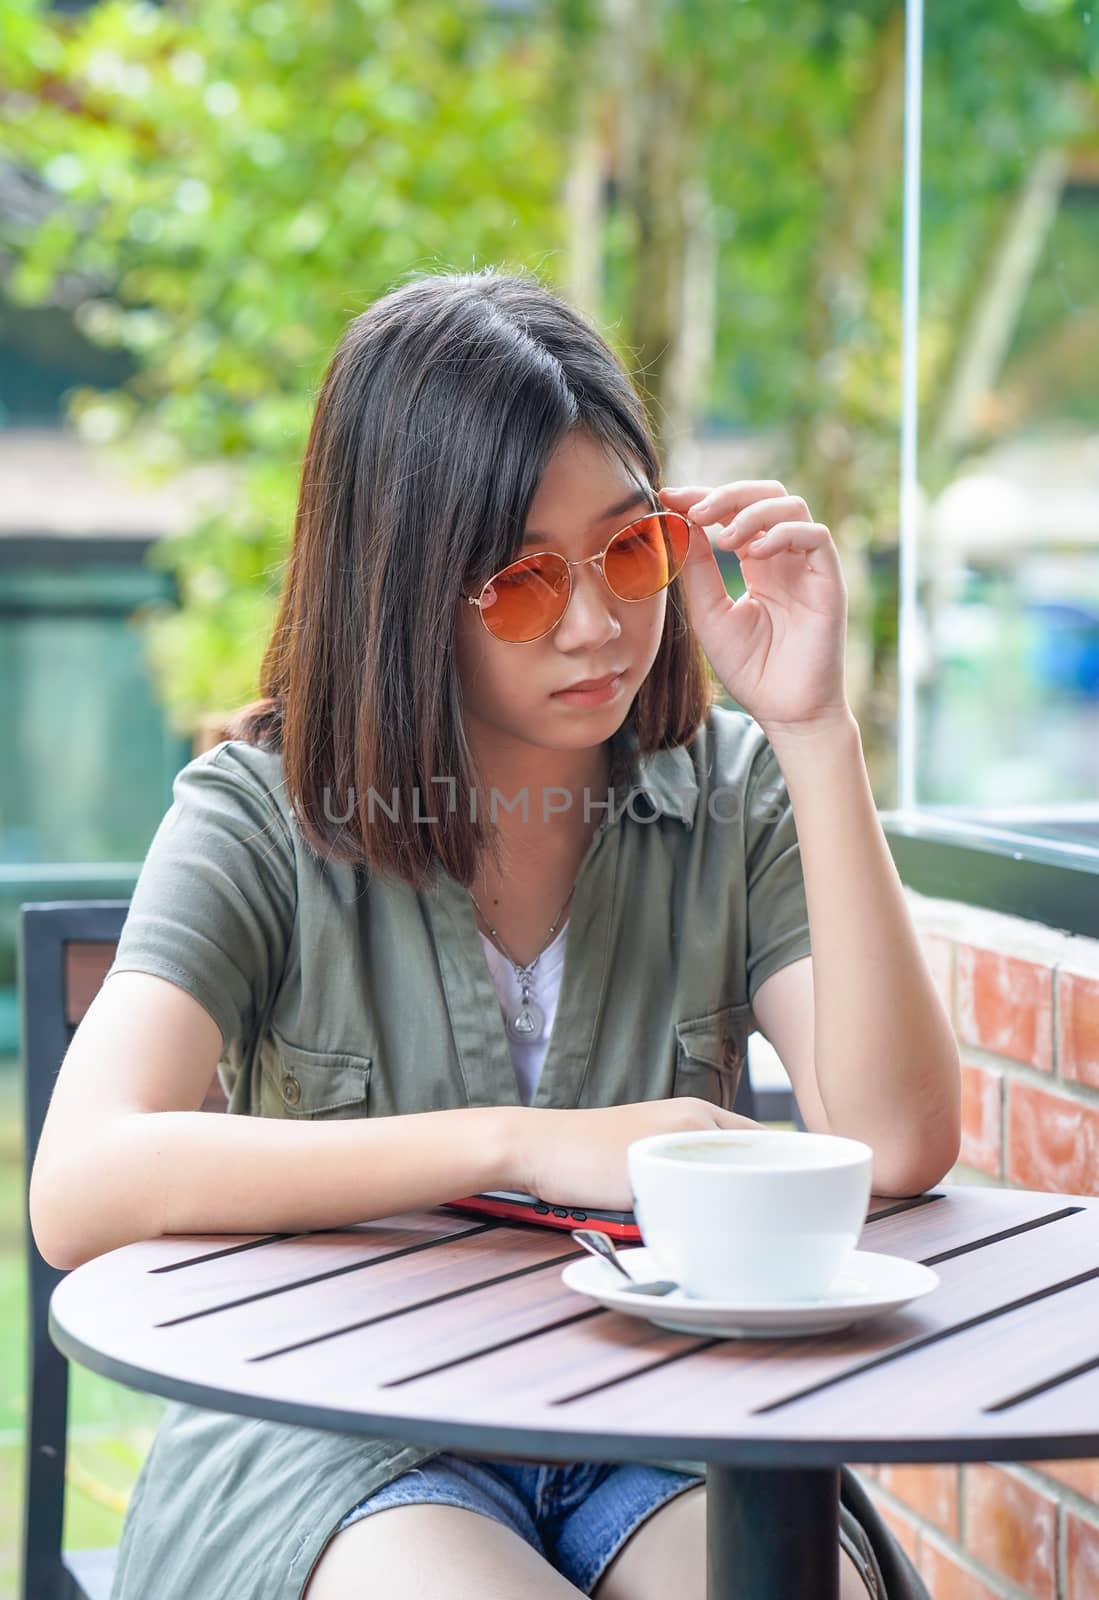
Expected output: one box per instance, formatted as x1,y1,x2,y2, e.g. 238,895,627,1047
590,1484,873,1600
303,1502,588,1600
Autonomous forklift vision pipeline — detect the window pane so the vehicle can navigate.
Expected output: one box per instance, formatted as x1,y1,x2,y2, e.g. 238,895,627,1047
913,2,1099,856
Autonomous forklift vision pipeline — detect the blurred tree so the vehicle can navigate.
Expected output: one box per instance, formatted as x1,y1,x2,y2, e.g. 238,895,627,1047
1,0,568,730
548,0,1098,784
2,0,1097,792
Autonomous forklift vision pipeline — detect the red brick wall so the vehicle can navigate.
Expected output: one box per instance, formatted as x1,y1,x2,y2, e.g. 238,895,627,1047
854,893,1099,1599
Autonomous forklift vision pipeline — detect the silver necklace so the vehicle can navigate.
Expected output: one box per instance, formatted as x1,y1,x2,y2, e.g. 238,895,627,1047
469,880,576,1042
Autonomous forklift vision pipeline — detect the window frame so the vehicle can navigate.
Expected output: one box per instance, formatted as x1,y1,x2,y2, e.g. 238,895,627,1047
881,810,1099,938
889,0,1099,936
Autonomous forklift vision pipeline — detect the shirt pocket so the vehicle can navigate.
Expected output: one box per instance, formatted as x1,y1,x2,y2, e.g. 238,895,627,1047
267,1030,373,1120
672,1001,751,1112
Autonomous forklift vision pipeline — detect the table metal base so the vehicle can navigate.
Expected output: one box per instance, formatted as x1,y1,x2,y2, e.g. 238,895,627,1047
707,1465,841,1599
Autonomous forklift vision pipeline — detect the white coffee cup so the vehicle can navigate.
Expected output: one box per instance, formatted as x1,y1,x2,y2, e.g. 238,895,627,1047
627,1128,873,1302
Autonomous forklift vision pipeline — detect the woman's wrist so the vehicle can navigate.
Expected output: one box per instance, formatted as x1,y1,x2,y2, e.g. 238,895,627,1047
488,1104,541,1192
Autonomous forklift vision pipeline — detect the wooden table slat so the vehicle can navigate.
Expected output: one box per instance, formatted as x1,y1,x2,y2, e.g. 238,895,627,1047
856,1186,1082,1260
259,1198,1099,1446
985,1357,1099,1438
48,1185,1099,1462
144,1214,493,1316
759,1270,1099,1439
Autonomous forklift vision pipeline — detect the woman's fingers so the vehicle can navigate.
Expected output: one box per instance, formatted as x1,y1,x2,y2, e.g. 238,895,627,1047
657,484,718,525
660,483,831,563
659,481,791,529
714,495,811,548
684,481,788,525
740,521,832,557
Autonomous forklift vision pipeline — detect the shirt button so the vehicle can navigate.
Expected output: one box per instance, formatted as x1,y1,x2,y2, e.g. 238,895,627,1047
282,1074,302,1107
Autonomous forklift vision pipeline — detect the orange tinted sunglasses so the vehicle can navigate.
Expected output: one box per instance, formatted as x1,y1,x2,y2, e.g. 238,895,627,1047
462,509,691,644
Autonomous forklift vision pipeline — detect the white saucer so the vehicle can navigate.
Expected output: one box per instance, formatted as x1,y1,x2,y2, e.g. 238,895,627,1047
561,1246,939,1338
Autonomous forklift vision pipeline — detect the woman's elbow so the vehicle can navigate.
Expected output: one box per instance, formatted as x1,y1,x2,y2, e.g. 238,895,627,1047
873,1125,962,1198
29,1160,83,1271
28,1152,113,1272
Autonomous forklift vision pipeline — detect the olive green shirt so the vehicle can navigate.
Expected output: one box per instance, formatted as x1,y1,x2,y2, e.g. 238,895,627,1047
106,704,812,1600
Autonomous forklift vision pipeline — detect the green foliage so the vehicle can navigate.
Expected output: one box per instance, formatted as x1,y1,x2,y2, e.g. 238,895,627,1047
2,0,1097,736
2,0,568,728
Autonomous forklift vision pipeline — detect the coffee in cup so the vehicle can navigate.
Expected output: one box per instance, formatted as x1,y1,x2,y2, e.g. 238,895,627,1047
627,1129,873,1301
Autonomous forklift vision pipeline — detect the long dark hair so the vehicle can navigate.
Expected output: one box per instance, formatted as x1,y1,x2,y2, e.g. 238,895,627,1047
229,266,715,889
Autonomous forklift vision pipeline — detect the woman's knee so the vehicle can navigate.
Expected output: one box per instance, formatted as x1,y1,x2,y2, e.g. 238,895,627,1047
592,1483,706,1600
590,1485,874,1600
303,1501,586,1600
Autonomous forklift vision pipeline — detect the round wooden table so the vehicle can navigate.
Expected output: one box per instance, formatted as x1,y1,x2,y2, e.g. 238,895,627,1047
49,1182,1099,1599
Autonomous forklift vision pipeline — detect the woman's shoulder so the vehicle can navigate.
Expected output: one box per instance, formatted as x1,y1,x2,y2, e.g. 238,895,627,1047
170,738,296,850
627,704,774,834
685,701,775,788
198,736,287,791
699,700,765,749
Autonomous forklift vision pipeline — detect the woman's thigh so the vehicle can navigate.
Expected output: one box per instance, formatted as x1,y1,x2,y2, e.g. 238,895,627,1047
590,1485,873,1600
303,1502,588,1600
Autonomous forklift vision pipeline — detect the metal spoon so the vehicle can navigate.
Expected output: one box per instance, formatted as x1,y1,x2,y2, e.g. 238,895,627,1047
570,1229,679,1296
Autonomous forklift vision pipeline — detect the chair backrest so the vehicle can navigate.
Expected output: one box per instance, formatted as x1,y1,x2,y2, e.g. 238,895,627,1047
19,901,130,1600
17,900,226,1600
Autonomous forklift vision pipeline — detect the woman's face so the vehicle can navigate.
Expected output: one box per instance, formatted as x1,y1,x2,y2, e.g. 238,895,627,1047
454,429,668,763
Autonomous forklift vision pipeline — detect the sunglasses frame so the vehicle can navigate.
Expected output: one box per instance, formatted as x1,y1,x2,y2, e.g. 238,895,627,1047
462,508,691,644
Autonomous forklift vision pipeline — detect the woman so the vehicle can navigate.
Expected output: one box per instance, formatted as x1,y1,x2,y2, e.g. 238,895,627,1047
30,268,958,1599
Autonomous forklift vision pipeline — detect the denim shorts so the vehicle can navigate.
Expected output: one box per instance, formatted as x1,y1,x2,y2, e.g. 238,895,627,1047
335,1451,706,1595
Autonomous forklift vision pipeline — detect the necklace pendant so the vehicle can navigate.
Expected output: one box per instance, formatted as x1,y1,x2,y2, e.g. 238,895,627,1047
507,996,545,1041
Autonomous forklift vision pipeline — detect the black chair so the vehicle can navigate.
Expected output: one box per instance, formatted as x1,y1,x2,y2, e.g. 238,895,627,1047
15,898,796,1599
19,900,134,1600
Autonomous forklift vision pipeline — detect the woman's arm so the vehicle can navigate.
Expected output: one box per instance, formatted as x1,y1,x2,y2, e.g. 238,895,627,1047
30,971,515,1271
657,478,961,1197
757,711,961,1195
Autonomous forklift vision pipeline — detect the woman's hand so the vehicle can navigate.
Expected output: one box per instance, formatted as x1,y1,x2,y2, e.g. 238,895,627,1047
513,1099,763,1211
658,480,851,738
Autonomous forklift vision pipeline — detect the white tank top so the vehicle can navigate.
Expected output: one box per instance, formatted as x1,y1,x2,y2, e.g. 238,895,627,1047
478,919,569,1106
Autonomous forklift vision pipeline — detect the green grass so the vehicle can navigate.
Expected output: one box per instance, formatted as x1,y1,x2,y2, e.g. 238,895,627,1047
0,1063,164,1599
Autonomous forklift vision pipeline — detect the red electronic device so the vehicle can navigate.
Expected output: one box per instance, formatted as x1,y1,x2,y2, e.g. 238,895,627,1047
441,1189,642,1243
